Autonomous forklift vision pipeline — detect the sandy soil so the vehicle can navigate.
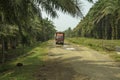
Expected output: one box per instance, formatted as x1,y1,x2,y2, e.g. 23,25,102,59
35,41,120,80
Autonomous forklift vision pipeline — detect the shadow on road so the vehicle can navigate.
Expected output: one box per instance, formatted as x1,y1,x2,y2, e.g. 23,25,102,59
35,55,120,80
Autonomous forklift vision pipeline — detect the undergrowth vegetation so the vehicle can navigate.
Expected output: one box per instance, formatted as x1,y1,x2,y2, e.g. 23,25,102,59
68,38,120,61
0,42,48,80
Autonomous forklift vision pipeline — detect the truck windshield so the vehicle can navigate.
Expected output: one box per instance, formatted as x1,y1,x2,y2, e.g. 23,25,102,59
56,36,63,39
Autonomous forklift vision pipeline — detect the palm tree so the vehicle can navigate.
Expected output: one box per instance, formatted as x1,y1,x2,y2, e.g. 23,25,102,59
73,0,120,39
94,0,120,39
0,0,84,43
0,0,93,63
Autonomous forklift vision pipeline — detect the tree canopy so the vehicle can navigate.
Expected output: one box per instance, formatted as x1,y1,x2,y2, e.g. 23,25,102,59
0,0,93,63
73,0,120,40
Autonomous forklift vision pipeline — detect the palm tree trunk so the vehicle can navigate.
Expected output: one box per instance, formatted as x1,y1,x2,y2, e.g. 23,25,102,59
111,16,115,40
4,39,8,50
2,38,5,64
115,22,118,39
105,16,108,39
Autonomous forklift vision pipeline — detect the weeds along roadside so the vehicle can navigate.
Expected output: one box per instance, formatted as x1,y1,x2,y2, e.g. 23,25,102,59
0,41,48,73
67,38,120,61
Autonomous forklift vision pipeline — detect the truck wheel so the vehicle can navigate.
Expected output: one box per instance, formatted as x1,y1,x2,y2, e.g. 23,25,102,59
56,42,58,44
61,43,64,45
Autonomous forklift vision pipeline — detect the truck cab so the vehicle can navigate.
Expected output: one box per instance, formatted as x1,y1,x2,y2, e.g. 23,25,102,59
55,32,64,45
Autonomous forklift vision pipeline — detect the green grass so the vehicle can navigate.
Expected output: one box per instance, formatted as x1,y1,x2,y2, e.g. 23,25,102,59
67,37,120,61
0,42,48,80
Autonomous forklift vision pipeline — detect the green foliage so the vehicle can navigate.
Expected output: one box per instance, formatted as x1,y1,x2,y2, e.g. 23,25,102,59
64,27,73,38
111,54,120,61
0,0,94,63
73,0,120,40
68,37,120,51
0,42,48,80
0,0,83,44
68,37,120,61
0,24,19,37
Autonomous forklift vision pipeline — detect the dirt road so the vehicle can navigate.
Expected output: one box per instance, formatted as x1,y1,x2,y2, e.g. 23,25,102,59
36,41,120,80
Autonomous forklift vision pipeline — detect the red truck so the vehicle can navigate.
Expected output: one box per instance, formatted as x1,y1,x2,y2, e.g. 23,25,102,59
55,32,64,45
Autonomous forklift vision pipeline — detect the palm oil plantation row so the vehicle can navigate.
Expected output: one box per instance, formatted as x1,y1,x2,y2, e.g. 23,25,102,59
0,0,120,68
0,0,120,79
65,0,120,40
0,0,90,64
64,0,120,61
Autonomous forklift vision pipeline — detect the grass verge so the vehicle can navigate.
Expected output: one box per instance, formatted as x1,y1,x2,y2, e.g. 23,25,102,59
67,37,120,61
0,42,48,80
